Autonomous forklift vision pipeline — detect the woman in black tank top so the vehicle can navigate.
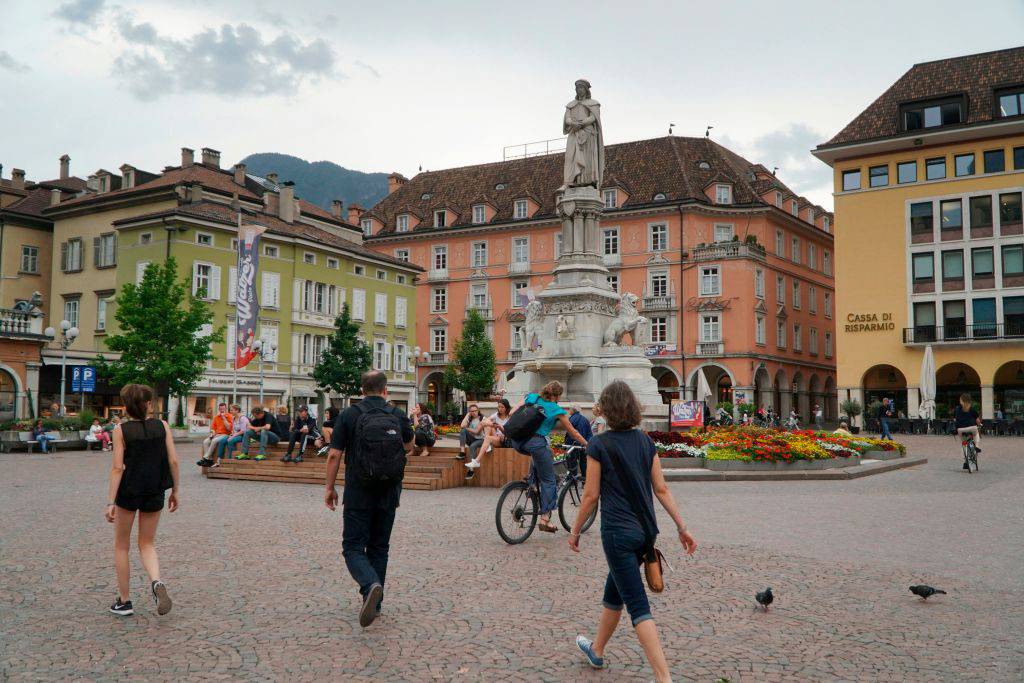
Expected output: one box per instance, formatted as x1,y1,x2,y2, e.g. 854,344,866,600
104,384,180,618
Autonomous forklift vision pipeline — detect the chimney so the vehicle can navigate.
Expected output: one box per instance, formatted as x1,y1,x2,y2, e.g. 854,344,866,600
50,188,62,206
189,183,203,204
266,172,278,185
347,203,365,225
200,147,221,169
11,168,25,190
233,162,246,185
120,164,135,189
279,181,295,223
181,147,194,168
331,200,344,219
387,172,408,194
230,192,240,211
59,154,70,180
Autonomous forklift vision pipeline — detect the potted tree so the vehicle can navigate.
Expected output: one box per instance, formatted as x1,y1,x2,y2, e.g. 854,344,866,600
840,399,863,434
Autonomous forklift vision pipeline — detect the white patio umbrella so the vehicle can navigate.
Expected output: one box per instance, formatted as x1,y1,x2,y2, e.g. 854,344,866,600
919,345,937,421
695,368,713,403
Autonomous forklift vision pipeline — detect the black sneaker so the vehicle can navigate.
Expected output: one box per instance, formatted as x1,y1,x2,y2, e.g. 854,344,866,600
456,452,466,460
963,462,970,471
195,458,213,468
281,454,293,463
151,580,172,615
359,584,383,628
294,455,303,463
109,598,134,616
465,469,476,481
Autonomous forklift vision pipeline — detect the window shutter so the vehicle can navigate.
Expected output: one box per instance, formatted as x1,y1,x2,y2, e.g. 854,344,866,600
211,265,222,300
338,287,346,313
328,285,336,315
136,261,150,284
226,322,236,361
261,272,271,307
192,262,200,296
228,267,237,303
384,342,391,371
93,236,101,267
291,333,300,365
292,278,303,312
60,242,68,272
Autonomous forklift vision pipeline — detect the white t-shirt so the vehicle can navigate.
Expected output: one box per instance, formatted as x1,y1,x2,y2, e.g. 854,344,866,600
489,412,509,428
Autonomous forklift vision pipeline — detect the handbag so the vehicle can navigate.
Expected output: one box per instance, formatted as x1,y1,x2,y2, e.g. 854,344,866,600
502,395,547,443
601,434,666,593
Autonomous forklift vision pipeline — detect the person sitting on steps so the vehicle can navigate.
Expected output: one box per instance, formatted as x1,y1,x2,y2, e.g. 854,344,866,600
458,404,485,461
283,405,319,463
465,399,512,479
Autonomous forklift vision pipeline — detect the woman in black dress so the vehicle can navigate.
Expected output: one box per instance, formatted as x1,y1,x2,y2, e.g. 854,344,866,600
104,384,180,617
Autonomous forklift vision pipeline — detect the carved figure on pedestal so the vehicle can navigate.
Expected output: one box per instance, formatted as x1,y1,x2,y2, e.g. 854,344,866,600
520,299,545,352
555,314,575,340
603,292,648,347
561,79,604,191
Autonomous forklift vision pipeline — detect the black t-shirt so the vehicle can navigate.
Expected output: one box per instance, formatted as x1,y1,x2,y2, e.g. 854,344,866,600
249,414,275,431
954,405,979,429
331,396,413,510
586,429,659,537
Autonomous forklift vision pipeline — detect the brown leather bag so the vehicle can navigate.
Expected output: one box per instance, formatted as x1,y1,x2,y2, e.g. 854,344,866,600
642,547,666,593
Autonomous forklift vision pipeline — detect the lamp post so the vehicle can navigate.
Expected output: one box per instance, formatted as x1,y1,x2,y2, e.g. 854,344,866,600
252,339,277,405
44,319,79,417
410,346,431,407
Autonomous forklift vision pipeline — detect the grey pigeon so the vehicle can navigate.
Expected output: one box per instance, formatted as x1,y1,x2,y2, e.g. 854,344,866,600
909,584,947,600
755,587,773,611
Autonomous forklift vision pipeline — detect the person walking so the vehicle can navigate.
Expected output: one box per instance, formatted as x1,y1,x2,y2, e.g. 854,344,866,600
324,371,413,628
878,398,894,440
409,403,436,457
814,404,824,430
564,403,594,479
197,403,232,468
284,406,319,463
569,380,697,682
104,384,179,617
241,406,279,460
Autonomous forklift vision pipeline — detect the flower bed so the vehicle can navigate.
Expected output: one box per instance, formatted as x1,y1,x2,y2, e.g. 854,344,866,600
435,424,461,436
648,427,905,463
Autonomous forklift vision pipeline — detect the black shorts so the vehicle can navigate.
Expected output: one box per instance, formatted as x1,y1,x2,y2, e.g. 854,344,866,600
115,493,165,513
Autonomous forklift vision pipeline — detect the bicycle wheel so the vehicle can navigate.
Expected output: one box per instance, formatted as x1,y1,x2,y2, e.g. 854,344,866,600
495,480,538,544
558,479,598,534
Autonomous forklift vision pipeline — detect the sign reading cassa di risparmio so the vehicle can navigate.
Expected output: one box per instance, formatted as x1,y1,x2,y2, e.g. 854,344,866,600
845,312,895,333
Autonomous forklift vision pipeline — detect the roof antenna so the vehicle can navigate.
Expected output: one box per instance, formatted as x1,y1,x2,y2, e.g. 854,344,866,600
668,123,675,136
705,125,714,138
772,166,780,176
418,164,423,172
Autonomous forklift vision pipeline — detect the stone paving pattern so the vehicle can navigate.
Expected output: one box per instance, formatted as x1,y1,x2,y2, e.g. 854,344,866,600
2,435,1023,681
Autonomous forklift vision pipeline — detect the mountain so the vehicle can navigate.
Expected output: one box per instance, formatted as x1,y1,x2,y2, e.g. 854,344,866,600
239,152,390,215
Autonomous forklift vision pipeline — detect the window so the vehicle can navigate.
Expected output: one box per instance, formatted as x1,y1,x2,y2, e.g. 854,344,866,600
841,170,861,191
433,245,448,271
897,161,917,184
376,269,387,280
940,199,963,231
395,249,409,262
776,275,785,304
303,281,329,314
755,314,766,345
374,339,387,370
431,328,447,352
514,199,529,219
824,292,833,318
791,237,800,263
94,233,117,268
396,274,406,285
973,298,997,337
792,281,801,309
823,250,832,275
96,296,109,331
650,316,668,343
983,149,1006,174
776,318,786,348
925,157,946,181
375,292,388,324
869,165,888,187
471,241,488,267
775,192,782,208
699,266,720,296
825,331,833,357
910,202,934,238
902,98,964,130
352,289,366,320
809,328,818,355
554,233,563,259
972,247,994,278
1016,146,1024,170
261,272,281,308
396,214,409,232
998,87,1024,118
650,224,668,251
793,323,802,351
714,184,732,204
512,237,529,264
808,244,817,270
361,218,373,236
607,275,618,292
20,245,38,273
970,195,993,228
1003,244,1024,276
955,153,975,177
775,230,784,256
700,314,720,342
354,264,365,276
823,217,830,233
754,268,765,298
470,283,488,309
472,204,486,224
193,262,221,299
327,258,339,269
913,302,936,338
603,188,617,209
912,252,934,281
395,297,407,328
791,200,799,216
60,238,83,272
264,245,278,258
1000,192,1023,226
231,238,238,251
394,342,408,373
303,252,316,265
433,210,447,228
653,192,666,201
139,233,152,245
808,285,817,314
713,224,733,243
941,250,964,280
513,280,529,307
603,228,619,255
63,298,79,329
944,300,966,338
807,208,815,223
431,287,447,313
649,271,669,297
1006,297,1024,336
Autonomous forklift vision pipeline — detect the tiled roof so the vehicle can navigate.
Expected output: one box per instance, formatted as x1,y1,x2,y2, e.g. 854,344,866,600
364,136,831,236
821,46,1024,147
0,177,87,219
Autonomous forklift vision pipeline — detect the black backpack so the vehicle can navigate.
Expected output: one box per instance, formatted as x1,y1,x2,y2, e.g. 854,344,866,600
502,395,548,443
348,403,407,485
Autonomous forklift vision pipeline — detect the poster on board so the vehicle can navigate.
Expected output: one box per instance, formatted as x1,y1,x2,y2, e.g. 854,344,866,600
670,400,704,430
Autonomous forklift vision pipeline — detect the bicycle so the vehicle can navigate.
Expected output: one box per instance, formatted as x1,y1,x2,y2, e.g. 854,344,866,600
495,445,598,544
959,432,979,473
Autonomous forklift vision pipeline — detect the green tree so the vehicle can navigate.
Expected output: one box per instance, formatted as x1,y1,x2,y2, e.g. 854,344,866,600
311,303,372,400
97,257,222,417
444,309,497,400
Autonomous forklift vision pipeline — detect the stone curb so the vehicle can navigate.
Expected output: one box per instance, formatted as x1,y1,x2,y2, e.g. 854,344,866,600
662,456,927,482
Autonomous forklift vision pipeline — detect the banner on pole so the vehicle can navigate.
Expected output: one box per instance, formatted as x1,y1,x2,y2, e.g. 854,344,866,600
234,223,267,369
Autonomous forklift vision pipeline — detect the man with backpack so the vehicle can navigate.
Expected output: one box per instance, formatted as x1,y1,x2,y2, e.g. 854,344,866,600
324,371,414,628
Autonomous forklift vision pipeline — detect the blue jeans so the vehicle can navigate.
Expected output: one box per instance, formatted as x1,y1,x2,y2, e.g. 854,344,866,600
512,435,557,514
343,506,397,606
37,435,53,453
219,434,244,458
880,419,893,440
242,429,280,455
601,525,653,626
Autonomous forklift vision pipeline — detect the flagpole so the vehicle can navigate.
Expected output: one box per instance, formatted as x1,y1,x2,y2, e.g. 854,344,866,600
233,210,240,405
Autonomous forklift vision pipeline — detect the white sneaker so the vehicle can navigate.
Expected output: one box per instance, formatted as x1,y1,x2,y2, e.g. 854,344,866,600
465,459,481,469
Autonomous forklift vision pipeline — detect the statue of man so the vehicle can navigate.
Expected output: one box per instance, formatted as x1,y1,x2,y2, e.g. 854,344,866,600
562,79,604,191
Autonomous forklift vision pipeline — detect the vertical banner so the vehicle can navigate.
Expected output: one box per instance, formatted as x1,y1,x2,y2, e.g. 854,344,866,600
235,223,267,369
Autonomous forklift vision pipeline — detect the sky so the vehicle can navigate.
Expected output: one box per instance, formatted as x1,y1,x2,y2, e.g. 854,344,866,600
2,0,1023,211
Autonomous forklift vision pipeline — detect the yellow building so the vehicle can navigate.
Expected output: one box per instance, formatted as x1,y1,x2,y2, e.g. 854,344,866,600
815,46,1024,423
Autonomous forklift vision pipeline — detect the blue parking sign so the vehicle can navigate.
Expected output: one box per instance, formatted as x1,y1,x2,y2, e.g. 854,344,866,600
71,366,96,393
71,367,82,393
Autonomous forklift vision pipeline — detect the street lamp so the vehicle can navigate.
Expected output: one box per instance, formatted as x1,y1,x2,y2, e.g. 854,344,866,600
44,320,79,416
252,339,277,405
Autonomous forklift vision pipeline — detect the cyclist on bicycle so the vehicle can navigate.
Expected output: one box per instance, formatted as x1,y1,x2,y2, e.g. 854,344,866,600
954,392,982,469
510,381,589,534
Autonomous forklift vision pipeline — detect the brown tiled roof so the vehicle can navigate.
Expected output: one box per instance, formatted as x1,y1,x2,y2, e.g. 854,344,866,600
0,177,87,219
30,177,88,193
821,46,1024,148
365,136,831,236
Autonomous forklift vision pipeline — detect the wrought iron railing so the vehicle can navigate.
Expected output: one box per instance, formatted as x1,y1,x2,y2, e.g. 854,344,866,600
903,323,1024,343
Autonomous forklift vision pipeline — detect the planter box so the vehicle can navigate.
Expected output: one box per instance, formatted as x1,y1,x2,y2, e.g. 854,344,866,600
705,455,861,471
862,449,903,461
659,457,704,469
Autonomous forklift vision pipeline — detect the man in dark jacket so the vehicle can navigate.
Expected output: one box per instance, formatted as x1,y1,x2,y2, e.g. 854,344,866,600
563,404,593,477
878,398,894,441
284,406,320,462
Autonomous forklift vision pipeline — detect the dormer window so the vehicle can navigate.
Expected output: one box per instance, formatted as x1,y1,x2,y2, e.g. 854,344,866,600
791,200,799,216
997,86,1024,118
396,214,409,232
433,210,447,228
603,188,617,209
361,218,373,236
514,199,529,219
823,217,831,233
421,192,433,200
653,192,667,201
900,96,965,131
807,208,815,223
495,182,506,191
472,204,486,224
714,184,732,205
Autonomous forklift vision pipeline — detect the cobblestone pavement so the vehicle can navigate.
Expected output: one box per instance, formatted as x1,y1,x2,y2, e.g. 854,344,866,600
2,435,1023,681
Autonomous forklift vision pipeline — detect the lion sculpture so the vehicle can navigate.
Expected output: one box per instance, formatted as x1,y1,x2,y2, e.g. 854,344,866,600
603,292,648,347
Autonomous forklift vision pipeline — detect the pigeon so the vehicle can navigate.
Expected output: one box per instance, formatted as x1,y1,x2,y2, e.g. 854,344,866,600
909,585,946,600
755,587,773,611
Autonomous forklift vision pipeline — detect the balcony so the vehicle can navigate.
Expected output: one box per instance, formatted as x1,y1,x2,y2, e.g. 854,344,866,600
427,268,449,281
903,323,1024,345
642,291,676,311
602,253,621,267
291,308,336,329
0,308,46,339
507,349,523,363
689,242,766,262
465,296,493,320
423,352,449,365
508,261,531,275
694,341,724,356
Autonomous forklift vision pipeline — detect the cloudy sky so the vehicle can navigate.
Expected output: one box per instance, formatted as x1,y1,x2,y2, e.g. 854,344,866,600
2,0,1023,209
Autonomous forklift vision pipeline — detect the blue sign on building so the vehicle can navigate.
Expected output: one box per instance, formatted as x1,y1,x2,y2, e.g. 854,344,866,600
71,366,96,393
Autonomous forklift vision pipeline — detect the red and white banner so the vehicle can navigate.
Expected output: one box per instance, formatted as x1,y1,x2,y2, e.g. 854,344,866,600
234,223,267,369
